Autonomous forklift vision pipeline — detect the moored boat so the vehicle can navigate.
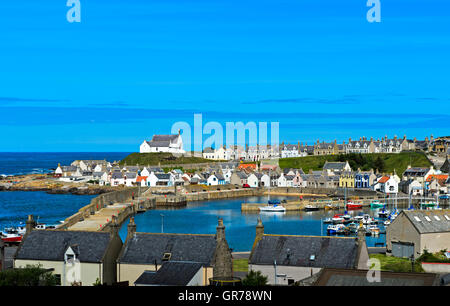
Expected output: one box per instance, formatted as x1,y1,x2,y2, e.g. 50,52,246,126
370,200,385,209
346,201,363,210
304,205,320,212
259,204,286,212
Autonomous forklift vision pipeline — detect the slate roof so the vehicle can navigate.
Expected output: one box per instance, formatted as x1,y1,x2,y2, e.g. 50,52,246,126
323,162,347,171
111,172,123,179
134,261,203,286
403,167,430,177
402,209,450,234
249,235,358,269
152,135,179,142
15,230,112,263
313,268,440,286
155,173,171,180
118,233,217,265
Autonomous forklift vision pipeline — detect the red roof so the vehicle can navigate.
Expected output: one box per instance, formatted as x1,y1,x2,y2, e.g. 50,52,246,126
426,174,448,182
136,176,148,182
378,176,390,184
238,163,257,170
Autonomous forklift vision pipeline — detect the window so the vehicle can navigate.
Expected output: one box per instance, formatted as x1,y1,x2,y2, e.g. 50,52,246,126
414,216,421,222
444,215,450,221
434,216,440,221
162,252,172,261
424,216,431,222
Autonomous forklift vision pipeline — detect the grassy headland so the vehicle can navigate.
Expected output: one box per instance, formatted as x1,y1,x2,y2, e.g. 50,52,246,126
119,152,224,166
279,151,432,176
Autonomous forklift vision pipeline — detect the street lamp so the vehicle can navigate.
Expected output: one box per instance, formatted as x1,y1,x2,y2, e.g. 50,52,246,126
160,214,165,233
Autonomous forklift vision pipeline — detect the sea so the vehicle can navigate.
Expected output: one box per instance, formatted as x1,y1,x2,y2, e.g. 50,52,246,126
1,152,388,251
0,152,130,230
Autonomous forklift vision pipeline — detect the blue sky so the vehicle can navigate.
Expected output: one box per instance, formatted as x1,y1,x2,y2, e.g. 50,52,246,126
0,0,449,152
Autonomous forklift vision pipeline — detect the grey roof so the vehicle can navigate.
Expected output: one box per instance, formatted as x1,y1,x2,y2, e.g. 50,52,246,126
155,173,171,180
124,172,137,179
111,172,123,179
15,230,112,263
203,147,214,153
323,162,347,171
284,175,295,181
93,172,105,177
134,261,203,286
403,167,430,177
235,172,248,179
148,141,170,147
402,210,450,234
118,233,217,265
249,235,358,269
152,135,179,142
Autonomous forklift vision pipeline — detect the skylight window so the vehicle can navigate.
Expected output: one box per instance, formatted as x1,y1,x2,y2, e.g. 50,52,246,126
424,216,431,222
434,216,440,221
414,216,421,222
445,215,450,221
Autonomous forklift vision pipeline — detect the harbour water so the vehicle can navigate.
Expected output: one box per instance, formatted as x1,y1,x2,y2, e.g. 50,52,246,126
119,195,391,252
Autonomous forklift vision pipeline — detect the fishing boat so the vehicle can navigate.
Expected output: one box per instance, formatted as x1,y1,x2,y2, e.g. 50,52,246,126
370,200,385,209
378,209,390,218
332,214,345,223
384,220,391,226
323,218,333,224
420,201,437,208
346,201,363,210
304,205,320,212
327,224,345,235
259,204,286,212
367,225,380,236
1,228,22,243
346,222,359,233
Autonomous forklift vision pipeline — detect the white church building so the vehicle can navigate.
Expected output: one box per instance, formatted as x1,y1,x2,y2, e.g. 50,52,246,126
140,132,185,154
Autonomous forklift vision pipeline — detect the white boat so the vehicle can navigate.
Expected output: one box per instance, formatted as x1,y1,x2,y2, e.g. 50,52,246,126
384,220,391,226
327,224,345,235
304,205,320,211
259,204,286,212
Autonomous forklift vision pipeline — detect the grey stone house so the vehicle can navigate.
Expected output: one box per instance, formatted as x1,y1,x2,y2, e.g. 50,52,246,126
386,209,450,259
248,219,369,285
116,217,233,286
14,219,123,286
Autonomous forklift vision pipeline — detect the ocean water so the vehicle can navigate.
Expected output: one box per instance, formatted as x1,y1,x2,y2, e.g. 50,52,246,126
119,195,388,252
0,191,96,230
0,152,130,176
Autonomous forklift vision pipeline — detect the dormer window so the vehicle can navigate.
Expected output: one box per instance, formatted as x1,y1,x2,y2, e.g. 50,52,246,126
162,252,172,261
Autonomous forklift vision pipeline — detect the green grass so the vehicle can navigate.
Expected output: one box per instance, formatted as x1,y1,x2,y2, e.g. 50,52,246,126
369,254,425,273
119,152,224,166
233,259,249,272
279,151,432,176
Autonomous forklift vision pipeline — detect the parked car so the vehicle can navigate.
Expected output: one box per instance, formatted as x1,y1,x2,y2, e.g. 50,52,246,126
243,184,250,188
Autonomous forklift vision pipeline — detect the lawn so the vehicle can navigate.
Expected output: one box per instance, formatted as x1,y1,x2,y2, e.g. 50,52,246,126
369,254,425,273
119,152,224,166
233,258,249,272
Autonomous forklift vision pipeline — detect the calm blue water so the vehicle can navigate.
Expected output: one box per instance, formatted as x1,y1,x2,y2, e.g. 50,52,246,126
119,196,388,252
0,191,96,229
0,152,130,176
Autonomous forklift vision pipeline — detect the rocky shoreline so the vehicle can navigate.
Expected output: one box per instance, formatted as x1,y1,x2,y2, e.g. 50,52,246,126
0,184,115,195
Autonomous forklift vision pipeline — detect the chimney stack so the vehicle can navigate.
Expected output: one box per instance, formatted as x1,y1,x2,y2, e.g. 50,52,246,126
127,217,137,240
213,218,233,279
26,214,36,234
110,215,119,237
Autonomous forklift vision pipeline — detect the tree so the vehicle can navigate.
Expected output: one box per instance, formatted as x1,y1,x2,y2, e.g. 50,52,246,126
0,264,59,286
373,156,386,173
242,270,268,286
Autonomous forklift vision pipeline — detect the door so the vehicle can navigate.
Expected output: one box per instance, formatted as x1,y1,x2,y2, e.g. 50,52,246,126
392,242,414,258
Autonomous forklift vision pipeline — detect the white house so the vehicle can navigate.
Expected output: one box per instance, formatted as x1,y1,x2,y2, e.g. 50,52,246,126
281,144,300,158
377,176,399,194
247,173,263,188
147,172,174,187
140,133,185,154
